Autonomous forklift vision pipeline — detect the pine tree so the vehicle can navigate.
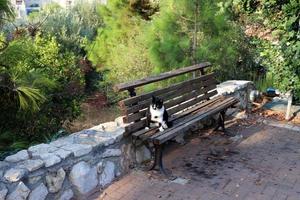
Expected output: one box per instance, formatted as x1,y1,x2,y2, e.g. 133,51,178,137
146,0,257,80
87,0,155,85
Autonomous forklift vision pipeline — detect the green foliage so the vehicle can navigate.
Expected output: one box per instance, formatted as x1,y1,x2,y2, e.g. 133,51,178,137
254,73,275,92
29,2,102,55
87,0,155,101
0,32,84,156
233,0,300,100
0,0,14,26
146,0,258,81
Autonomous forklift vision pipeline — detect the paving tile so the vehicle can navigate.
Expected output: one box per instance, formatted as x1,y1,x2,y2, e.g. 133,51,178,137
91,124,300,200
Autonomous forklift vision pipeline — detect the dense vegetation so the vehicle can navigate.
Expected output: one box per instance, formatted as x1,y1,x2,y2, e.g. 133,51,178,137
0,2,101,158
0,0,299,158
232,0,300,99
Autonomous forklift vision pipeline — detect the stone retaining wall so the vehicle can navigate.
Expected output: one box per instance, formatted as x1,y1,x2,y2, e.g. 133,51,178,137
0,117,135,200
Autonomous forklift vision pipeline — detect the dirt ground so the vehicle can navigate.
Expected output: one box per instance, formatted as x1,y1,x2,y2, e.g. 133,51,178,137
68,93,120,132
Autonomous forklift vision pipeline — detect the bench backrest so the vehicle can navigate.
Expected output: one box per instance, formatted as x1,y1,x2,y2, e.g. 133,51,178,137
114,62,218,135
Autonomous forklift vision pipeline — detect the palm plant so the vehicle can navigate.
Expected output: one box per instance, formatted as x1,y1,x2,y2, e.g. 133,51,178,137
0,66,47,112
0,0,14,24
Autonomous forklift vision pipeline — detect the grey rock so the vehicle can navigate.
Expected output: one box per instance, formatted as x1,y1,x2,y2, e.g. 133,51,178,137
0,185,8,200
39,153,61,167
46,168,66,193
99,161,115,187
93,129,124,146
57,189,74,200
69,161,98,195
7,182,30,200
217,80,252,95
73,132,102,148
0,161,9,169
171,177,189,185
99,122,118,132
28,176,42,185
5,150,29,163
54,149,72,160
96,161,104,174
62,144,92,157
50,138,73,148
28,183,48,200
29,144,58,157
22,159,44,172
102,149,121,158
4,168,26,182
135,145,151,164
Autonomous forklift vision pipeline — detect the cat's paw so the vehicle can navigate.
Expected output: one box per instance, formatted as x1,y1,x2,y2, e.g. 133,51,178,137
162,121,168,129
145,127,150,130
159,126,164,132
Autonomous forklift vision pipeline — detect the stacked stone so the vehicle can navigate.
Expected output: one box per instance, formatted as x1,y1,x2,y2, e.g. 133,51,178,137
0,117,134,200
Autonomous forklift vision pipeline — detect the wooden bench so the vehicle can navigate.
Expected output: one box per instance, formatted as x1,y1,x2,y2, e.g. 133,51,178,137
114,62,238,175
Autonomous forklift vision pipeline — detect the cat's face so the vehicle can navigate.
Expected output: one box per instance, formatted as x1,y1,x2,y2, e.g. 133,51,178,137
151,96,163,110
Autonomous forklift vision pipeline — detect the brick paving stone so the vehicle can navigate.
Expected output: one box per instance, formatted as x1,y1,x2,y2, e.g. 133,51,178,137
91,124,300,200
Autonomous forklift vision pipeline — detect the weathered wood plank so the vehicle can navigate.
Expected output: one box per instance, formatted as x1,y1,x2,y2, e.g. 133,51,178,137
152,97,238,144
123,77,216,115
131,96,224,139
168,90,218,115
124,82,216,122
124,90,218,133
114,62,212,92
120,73,215,107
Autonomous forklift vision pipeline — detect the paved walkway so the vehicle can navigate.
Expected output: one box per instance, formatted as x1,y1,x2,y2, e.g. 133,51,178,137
92,121,300,200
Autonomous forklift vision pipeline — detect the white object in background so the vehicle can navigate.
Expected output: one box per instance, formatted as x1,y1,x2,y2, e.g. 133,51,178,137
249,90,260,102
217,80,252,95
285,91,293,120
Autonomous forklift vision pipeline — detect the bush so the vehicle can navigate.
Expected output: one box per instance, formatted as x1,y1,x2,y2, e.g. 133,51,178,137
233,0,300,100
0,32,84,155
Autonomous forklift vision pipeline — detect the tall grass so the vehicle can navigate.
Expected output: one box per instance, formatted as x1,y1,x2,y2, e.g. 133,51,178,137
254,73,275,92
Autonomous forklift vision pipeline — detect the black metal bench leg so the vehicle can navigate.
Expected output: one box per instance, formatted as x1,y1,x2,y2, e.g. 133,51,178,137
214,111,226,132
156,144,168,176
148,144,168,176
220,111,226,132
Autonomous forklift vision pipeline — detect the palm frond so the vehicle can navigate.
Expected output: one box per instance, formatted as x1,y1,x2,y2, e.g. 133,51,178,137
15,86,46,112
0,0,15,21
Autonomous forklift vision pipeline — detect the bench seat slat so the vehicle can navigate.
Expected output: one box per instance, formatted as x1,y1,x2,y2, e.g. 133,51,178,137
152,97,238,144
131,95,224,139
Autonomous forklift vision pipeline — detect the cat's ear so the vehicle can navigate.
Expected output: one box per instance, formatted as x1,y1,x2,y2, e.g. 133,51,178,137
152,95,156,103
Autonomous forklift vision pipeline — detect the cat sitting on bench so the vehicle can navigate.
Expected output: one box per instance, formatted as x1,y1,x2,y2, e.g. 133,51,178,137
145,96,171,132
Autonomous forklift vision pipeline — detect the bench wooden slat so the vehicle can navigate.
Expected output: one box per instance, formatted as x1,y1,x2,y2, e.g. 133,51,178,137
124,83,217,123
120,73,215,107
123,78,216,115
152,97,238,144
148,97,234,141
114,62,211,92
124,90,218,134
131,95,224,139
168,90,218,115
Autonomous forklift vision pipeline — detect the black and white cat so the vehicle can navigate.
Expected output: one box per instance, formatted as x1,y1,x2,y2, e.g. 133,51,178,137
145,96,170,132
